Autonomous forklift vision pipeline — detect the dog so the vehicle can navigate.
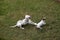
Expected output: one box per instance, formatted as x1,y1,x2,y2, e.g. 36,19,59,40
36,17,46,29
11,15,37,29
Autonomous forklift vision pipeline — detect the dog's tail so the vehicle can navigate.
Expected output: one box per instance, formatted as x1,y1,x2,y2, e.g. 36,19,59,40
10,25,17,28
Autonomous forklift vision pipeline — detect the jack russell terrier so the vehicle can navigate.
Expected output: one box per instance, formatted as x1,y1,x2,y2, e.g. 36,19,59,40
36,17,46,29
11,15,37,29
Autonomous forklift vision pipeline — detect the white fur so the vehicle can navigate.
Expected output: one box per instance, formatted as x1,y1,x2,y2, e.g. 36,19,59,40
11,15,37,29
36,20,46,29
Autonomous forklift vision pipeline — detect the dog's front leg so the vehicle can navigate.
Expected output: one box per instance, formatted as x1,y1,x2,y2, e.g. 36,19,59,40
29,20,37,25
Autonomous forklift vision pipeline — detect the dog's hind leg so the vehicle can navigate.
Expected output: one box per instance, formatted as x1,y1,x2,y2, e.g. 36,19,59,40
19,25,24,29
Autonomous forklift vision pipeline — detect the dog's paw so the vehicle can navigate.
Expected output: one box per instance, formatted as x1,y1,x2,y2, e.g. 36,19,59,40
21,28,24,29
36,27,42,29
40,27,42,29
34,23,37,25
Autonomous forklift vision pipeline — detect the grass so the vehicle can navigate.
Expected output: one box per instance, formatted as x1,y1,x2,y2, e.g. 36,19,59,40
0,0,60,40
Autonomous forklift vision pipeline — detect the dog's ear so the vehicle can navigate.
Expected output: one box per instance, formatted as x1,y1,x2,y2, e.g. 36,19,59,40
42,17,46,20
43,17,46,19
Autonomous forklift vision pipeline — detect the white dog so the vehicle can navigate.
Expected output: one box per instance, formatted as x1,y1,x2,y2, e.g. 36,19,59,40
36,17,46,29
11,15,37,29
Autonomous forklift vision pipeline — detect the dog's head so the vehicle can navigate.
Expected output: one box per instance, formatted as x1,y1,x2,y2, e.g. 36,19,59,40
25,15,31,19
42,17,46,20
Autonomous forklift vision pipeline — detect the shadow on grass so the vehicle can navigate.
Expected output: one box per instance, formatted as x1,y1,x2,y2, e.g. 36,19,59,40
36,28,46,33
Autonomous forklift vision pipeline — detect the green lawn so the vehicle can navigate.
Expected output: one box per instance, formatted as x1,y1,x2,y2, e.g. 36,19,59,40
0,0,60,40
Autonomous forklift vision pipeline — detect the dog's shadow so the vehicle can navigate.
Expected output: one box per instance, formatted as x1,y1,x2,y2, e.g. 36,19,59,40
36,28,46,34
